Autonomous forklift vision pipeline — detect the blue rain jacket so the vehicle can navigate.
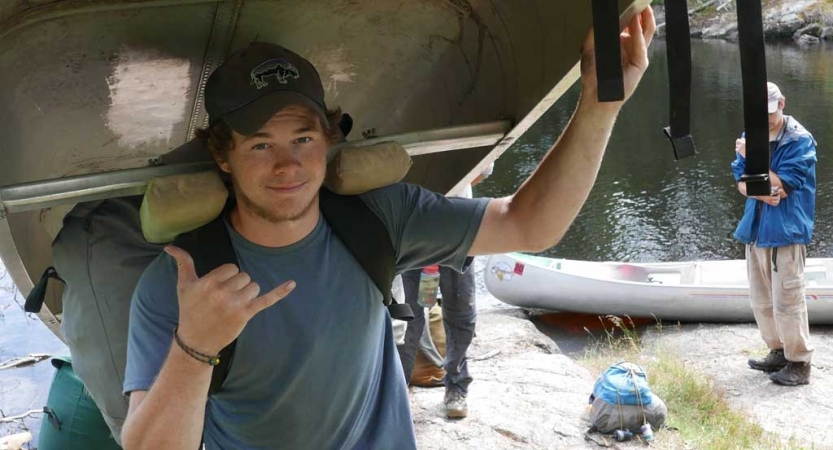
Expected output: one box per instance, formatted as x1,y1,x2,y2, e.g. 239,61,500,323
731,116,817,247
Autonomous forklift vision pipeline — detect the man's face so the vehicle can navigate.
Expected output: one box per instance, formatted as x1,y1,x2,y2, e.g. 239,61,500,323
769,98,785,132
217,105,329,223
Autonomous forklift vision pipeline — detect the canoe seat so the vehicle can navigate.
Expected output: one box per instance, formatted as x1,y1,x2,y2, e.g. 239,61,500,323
607,264,650,282
806,264,830,285
606,264,696,285
621,264,697,285
678,264,697,285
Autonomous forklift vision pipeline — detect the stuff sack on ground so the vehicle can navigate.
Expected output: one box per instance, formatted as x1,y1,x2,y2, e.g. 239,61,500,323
588,361,667,433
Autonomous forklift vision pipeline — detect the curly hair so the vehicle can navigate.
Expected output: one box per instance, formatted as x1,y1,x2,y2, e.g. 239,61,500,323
197,107,343,161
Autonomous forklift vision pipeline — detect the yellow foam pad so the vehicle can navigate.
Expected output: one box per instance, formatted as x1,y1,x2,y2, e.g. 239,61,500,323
140,171,228,243
324,141,412,195
141,142,411,242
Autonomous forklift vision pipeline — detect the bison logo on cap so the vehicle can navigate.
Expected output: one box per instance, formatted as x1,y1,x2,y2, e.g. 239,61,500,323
250,58,300,89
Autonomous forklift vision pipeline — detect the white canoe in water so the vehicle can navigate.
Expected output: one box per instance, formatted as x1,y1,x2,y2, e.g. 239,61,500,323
484,253,833,324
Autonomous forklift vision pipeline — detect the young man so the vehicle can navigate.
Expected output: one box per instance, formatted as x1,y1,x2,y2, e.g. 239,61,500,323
121,8,656,449
732,82,817,386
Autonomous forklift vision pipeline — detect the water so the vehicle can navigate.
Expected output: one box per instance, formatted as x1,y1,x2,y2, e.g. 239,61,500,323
0,266,67,448
477,39,833,263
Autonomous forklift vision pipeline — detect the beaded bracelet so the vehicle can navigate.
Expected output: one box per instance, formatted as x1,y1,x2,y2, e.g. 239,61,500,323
173,327,221,366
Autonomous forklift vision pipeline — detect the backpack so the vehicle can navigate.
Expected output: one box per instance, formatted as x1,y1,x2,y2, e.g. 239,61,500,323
587,362,667,434
24,188,413,438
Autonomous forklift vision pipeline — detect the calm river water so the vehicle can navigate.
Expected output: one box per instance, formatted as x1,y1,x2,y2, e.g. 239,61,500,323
478,39,833,262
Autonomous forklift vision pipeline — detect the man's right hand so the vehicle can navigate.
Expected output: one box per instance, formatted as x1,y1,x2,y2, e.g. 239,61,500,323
578,7,655,108
735,138,746,158
757,193,781,206
165,245,296,355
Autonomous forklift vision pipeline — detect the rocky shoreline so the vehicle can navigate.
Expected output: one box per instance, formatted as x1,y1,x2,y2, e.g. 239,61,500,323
410,257,833,449
655,0,833,44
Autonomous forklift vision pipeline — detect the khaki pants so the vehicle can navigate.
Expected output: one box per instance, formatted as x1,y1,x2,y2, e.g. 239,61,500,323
747,244,813,362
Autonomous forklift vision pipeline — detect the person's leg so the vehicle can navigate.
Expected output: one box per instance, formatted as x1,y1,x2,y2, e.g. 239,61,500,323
397,268,426,384
439,264,477,396
770,244,813,385
747,244,789,372
747,244,782,349
772,244,813,361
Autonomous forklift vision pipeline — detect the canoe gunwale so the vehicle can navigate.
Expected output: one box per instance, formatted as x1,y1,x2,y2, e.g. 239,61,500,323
509,254,750,289
0,120,512,215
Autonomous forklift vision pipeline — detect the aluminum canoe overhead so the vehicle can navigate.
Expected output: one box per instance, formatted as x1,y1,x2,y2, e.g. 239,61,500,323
0,0,649,337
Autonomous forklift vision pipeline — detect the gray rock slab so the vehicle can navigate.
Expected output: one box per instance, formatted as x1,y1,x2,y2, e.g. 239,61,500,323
796,23,825,38
765,15,806,39
410,299,681,449
411,310,600,450
426,257,832,448
702,21,738,39
642,323,833,449
796,34,822,45
764,0,820,22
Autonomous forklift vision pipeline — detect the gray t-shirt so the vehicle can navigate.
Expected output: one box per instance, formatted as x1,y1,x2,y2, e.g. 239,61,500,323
124,183,489,450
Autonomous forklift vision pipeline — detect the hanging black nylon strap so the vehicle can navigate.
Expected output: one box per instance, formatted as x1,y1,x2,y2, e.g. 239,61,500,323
736,0,771,196
173,214,238,396
663,0,697,160
591,0,625,102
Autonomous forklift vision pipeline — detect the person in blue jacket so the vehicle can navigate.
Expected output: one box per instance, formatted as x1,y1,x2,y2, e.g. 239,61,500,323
731,82,817,386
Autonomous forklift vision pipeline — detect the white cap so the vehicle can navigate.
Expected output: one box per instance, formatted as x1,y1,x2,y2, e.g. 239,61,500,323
767,82,783,114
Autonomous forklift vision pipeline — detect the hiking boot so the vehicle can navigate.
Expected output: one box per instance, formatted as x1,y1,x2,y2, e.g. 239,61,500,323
770,361,811,386
444,389,468,419
748,349,788,373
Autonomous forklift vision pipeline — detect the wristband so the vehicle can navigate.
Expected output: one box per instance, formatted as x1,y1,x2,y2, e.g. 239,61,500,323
173,327,220,366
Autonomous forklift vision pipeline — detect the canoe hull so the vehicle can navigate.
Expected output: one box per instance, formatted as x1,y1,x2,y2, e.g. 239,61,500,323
485,253,833,325
0,0,650,338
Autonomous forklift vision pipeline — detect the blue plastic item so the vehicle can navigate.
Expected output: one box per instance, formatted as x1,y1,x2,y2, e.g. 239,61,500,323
592,361,654,406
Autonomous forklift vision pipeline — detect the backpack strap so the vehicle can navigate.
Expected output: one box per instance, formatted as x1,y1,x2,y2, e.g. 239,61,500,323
24,267,63,313
174,188,413,396
590,0,624,102
319,188,414,321
172,214,238,396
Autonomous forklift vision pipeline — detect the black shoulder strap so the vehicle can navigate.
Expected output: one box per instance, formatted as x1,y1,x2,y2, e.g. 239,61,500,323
319,188,413,321
736,0,771,196
176,189,413,396
591,0,625,102
663,0,697,160
173,214,238,396
24,267,63,313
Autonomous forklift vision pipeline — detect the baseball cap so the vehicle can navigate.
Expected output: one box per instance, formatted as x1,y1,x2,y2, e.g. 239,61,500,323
767,82,783,114
204,42,328,136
